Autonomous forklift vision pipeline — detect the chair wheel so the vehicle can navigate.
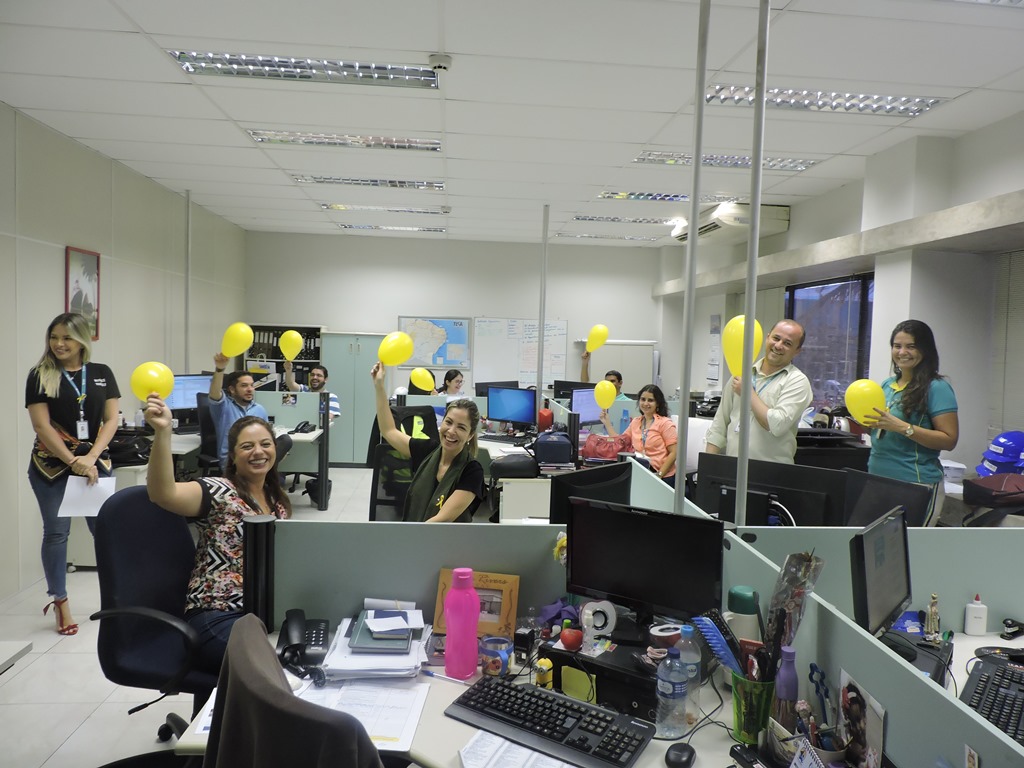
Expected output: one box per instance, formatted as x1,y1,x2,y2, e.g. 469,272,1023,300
157,723,174,742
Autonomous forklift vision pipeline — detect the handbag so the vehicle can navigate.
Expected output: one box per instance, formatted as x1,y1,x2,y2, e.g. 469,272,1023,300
580,432,632,461
963,473,1024,507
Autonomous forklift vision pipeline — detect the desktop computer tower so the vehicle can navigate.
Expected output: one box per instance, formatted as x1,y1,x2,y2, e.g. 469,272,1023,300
539,643,658,722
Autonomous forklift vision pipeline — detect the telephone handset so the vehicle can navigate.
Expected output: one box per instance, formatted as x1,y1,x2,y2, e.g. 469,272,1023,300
290,420,316,434
276,608,331,667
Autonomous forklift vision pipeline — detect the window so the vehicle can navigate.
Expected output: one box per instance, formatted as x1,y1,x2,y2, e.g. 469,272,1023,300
784,274,874,411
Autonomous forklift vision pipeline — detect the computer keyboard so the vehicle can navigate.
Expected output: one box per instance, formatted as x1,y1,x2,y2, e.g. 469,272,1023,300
482,434,532,446
960,655,1024,744
444,677,655,768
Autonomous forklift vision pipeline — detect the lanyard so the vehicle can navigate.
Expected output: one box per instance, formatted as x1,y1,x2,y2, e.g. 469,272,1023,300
62,363,87,420
640,417,652,450
754,368,784,397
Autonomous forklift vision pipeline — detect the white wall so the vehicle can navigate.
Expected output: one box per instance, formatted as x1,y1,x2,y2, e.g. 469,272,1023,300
0,106,246,601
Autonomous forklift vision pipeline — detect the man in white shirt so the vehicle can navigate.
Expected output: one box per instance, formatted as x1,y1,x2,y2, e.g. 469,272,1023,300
283,361,340,423
705,319,812,464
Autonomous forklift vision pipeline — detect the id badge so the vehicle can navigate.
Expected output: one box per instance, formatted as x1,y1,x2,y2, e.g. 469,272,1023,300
76,420,89,440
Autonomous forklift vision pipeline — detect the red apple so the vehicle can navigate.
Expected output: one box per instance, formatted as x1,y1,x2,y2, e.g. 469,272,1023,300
560,628,584,651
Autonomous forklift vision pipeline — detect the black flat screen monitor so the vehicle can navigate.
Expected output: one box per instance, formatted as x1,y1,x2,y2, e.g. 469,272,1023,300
567,499,725,637
695,452,847,526
850,509,912,640
549,463,631,524
844,468,933,527
569,387,603,426
474,380,519,397
486,386,536,428
552,379,593,400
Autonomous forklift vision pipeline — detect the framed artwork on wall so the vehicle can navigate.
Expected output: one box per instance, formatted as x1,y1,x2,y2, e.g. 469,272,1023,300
65,246,100,340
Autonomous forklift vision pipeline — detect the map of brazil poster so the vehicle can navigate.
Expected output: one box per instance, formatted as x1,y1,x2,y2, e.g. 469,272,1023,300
398,316,471,368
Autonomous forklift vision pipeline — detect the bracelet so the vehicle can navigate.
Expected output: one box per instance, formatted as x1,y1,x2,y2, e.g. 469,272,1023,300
215,368,226,373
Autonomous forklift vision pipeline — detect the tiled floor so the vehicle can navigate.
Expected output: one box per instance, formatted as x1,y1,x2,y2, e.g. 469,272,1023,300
0,466,405,768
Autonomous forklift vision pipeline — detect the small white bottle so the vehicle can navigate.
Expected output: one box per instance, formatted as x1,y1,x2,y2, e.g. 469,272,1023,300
964,594,988,636
135,408,146,428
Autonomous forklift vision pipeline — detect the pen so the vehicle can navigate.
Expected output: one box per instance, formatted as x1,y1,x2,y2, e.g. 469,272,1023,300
420,669,472,686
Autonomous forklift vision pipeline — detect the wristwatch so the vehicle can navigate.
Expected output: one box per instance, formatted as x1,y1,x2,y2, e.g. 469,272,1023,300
904,424,915,438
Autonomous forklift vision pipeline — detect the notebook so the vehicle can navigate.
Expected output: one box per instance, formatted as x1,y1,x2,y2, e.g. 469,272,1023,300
347,610,414,654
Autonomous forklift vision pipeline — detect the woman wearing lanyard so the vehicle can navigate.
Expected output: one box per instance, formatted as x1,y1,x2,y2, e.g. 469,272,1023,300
600,384,678,485
25,313,120,635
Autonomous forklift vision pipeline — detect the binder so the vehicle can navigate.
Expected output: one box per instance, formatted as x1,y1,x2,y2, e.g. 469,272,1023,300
347,610,414,654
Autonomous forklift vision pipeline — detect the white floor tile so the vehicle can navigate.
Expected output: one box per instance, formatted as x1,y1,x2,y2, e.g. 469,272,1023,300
0,702,97,768
40,701,179,768
0,649,117,704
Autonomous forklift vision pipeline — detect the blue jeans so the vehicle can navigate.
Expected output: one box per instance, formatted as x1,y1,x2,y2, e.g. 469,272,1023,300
186,609,244,675
28,466,98,600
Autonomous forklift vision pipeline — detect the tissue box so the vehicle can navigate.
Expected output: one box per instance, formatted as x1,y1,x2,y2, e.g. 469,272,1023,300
941,459,966,482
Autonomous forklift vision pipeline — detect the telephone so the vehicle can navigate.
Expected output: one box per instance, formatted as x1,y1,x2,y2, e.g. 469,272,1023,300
290,420,316,434
276,608,331,667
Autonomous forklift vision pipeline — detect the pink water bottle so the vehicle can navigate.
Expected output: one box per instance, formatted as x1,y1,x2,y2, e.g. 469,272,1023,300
444,567,480,679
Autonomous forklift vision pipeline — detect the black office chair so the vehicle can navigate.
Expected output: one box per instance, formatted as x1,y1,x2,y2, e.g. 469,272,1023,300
203,614,385,768
90,486,219,744
195,393,221,477
367,406,441,520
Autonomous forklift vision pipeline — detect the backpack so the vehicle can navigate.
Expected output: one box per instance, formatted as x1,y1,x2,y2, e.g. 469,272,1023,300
963,473,1024,507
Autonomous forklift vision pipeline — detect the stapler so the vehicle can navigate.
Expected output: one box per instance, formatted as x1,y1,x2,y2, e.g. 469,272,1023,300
1000,617,1024,641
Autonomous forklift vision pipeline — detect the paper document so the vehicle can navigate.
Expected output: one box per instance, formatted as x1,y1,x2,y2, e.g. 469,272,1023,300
58,476,117,517
459,730,570,768
298,678,428,752
192,689,216,735
322,619,427,679
364,598,424,629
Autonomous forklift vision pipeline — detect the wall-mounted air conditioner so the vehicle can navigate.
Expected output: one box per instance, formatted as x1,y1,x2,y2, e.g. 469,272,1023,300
671,203,790,245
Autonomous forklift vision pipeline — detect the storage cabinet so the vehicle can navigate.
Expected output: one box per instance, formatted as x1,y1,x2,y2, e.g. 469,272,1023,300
321,332,385,464
242,324,324,388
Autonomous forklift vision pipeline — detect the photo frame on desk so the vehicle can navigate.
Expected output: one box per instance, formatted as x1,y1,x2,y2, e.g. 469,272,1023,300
434,568,519,639
65,246,100,340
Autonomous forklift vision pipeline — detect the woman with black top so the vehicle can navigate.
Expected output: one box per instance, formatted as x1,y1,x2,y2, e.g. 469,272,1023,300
26,313,120,635
371,361,484,522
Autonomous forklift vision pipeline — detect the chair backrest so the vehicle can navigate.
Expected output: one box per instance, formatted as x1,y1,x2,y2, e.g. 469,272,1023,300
196,392,218,457
203,614,383,768
365,404,441,464
368,442,411,521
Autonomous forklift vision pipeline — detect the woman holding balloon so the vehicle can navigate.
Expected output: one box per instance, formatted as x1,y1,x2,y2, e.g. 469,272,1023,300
25,313,120,635
599,384,678,485
862,320,958,526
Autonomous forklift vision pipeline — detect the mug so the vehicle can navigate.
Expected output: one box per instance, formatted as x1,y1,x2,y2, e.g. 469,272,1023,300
480,636,513,677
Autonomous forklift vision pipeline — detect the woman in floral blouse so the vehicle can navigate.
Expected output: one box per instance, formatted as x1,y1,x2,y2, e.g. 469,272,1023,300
144,395,291,674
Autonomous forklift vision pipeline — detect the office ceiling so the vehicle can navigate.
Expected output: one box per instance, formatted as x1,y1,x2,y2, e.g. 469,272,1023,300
2,0,1024,247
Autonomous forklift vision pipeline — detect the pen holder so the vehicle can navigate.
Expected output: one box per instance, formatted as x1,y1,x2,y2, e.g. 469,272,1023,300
731,671,775,745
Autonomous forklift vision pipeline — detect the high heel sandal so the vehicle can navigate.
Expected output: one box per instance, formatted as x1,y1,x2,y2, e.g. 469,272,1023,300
44,597,79,636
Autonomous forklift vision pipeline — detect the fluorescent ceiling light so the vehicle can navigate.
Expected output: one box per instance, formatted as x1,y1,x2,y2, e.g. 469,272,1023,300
555,233,661,242
322,203,451,214
943,0,1023,5
338,224,445,232
634,150,817,172
168,51,437,89
707,85,942,117
250,130,440,151
573,215,675,225
293,175,444,190
598,191,738,203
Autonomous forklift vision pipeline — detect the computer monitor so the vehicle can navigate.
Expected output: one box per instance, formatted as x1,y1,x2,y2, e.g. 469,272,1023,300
548,463,631,524
850,509,916,659
552,379,593,400
162,374,213,426
567,498,725,639
844,468,933,527
569,387,603,426
474,380,519,397
485,386,536,429
694,453,847,526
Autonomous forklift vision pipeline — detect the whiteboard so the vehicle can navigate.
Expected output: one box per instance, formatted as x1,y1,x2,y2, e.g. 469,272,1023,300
474,318,568,386
581,341,657,396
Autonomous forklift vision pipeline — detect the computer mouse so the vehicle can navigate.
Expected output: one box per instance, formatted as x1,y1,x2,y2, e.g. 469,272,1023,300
664,742,696,768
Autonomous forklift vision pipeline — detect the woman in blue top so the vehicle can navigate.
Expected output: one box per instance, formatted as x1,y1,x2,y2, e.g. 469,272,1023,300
865,320,958,526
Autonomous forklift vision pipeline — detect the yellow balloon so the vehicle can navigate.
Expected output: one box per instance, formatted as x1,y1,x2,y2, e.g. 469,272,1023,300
594,380,617,410
410,368,435,392
279,330,303,361
586,324,609,353
722,315,764,378
845,379,886,424
221,322,254,358
130,361,174,402
378,331,414,367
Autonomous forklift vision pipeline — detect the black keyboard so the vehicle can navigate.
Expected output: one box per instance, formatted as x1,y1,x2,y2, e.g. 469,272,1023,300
445,677,655,768
483,434,532,446
961,656,1024,744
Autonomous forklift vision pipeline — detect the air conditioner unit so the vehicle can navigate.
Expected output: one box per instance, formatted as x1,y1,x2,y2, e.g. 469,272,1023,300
671,203,790,245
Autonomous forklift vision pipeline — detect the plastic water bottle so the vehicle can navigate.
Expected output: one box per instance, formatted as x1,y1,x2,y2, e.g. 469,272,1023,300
771,645,798,733
655,647,688,738
619,408,630,435
676,625,702,734
444,567,480,680
135,408,145,428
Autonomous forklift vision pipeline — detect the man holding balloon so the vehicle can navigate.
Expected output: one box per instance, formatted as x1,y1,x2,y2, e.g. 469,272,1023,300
283,361,340,423
705,318,812,464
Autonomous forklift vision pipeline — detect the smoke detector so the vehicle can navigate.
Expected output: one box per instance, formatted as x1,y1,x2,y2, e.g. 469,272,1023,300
428,53,452,72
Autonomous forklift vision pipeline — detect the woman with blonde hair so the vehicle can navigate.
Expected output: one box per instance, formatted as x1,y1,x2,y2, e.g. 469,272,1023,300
26,313,120,635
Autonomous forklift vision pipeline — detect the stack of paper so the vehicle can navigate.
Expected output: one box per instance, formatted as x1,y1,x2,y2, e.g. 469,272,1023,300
322,618,429,680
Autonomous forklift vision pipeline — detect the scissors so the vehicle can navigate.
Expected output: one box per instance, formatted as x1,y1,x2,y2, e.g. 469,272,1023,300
808,663,830,725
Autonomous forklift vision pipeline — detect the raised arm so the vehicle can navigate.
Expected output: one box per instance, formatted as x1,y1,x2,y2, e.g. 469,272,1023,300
283,360,301,392
144,395,203,516
209,352,229,401
580,350,591,382
371,361,411,458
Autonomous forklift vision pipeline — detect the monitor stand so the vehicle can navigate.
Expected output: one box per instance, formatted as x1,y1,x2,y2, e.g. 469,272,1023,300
604,612,652,647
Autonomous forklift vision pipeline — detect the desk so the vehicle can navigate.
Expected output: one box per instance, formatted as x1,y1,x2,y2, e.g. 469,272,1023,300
274,425,328,510
0,640,31,676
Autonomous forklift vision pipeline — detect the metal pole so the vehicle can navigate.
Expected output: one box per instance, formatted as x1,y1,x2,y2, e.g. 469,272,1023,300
675,0,711,516
537,205,550,411
185,190,192,370
735,0,771,527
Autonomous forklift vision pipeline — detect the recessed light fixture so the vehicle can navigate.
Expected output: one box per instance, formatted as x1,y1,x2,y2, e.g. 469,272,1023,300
294,175,444,190
338,224,446,232
573,215,675,225
706,85,943,117
321,203,451,214
597,191,738,203
250,130,440,151
555,233,662,242
634,150,817,172
168,51,437,89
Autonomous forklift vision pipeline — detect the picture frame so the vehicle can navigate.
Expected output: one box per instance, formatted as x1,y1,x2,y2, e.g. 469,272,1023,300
434,568,519,639
65,246,100,340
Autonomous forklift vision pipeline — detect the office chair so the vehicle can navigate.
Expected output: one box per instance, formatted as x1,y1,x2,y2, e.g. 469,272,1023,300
195,393,221,476
203,614,385,768
90,486,220,744
367,405,441,520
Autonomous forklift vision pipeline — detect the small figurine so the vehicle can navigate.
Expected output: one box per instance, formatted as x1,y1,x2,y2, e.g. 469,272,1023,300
924,593,940,640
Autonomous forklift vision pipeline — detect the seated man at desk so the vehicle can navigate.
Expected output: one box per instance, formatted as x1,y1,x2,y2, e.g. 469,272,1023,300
283,360,340,423
580,351,631,401
210,353,291,471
